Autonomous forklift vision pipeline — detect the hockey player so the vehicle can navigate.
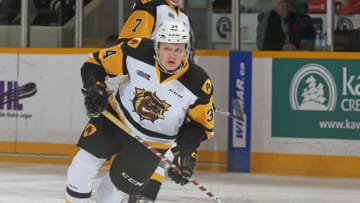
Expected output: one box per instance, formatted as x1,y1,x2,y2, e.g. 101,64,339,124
119,1,196,202
118,0,195,62
65,21,214,203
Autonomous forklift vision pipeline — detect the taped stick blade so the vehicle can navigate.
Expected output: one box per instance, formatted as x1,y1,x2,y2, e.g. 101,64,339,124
232,99,244,121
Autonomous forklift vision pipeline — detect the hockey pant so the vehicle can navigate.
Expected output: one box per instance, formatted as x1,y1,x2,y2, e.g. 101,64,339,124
66,112,161,202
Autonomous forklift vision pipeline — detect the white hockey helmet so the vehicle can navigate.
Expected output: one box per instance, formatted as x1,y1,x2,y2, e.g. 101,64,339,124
155,20,189,44
154,20,190,57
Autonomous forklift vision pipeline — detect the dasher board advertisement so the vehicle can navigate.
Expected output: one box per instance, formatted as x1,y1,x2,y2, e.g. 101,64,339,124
272,58,360,140
228,51,252,172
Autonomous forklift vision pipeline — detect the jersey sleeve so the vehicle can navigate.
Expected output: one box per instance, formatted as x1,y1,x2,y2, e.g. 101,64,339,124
177,73,215,150
81,43,126,87
117,1,156,40
187,85,215,141
86,43,126,76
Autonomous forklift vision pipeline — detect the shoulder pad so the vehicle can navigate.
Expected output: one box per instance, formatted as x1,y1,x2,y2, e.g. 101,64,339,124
179,63,213,99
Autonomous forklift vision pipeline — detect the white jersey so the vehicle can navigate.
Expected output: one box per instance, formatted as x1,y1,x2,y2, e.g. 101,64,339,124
150,4,190,40
84,38,214,148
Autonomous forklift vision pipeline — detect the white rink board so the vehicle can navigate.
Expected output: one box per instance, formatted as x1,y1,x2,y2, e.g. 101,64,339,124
16,54,87,143
0,52,229,152
0,53,18,141
2,50,360,157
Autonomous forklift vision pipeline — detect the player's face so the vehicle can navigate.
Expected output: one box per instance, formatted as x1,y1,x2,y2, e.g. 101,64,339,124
157,43,186,71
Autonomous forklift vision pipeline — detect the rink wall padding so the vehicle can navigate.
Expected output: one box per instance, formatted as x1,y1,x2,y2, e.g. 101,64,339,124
251,152,360,178
2,48,360,177
0,48,229,172
0,141,227,172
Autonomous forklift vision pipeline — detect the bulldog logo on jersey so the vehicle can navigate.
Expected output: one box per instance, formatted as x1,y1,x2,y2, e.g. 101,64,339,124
133,88,171,122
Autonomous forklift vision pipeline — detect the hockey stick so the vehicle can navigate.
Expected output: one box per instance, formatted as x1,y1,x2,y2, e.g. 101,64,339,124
214,99,244,121
101,110,223,203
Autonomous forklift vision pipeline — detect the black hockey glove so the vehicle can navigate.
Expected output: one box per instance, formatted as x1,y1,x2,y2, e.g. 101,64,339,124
167,146,197,185
82,82,108,117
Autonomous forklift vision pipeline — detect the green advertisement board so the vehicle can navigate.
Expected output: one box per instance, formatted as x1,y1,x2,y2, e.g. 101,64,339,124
272,59,360,140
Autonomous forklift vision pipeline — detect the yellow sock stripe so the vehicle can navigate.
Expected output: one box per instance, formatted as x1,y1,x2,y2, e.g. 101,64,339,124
150,172,164,183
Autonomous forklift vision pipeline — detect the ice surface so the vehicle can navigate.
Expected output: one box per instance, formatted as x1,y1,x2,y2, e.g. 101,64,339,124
0,162,359,203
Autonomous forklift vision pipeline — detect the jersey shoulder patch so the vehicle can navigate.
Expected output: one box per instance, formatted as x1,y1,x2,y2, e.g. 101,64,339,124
201,78,212,95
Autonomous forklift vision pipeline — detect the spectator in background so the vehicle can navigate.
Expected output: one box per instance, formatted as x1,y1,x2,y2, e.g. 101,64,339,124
256,0,316,50
32,0,92,26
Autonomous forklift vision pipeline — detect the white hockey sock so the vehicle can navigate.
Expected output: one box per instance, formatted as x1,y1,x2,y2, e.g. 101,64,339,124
66,149,106,203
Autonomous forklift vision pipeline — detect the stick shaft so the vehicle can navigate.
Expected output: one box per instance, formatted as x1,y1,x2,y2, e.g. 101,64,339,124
214,108,244,121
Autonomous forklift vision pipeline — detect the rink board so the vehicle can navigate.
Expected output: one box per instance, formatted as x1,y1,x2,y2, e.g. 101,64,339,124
1,49,360,177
